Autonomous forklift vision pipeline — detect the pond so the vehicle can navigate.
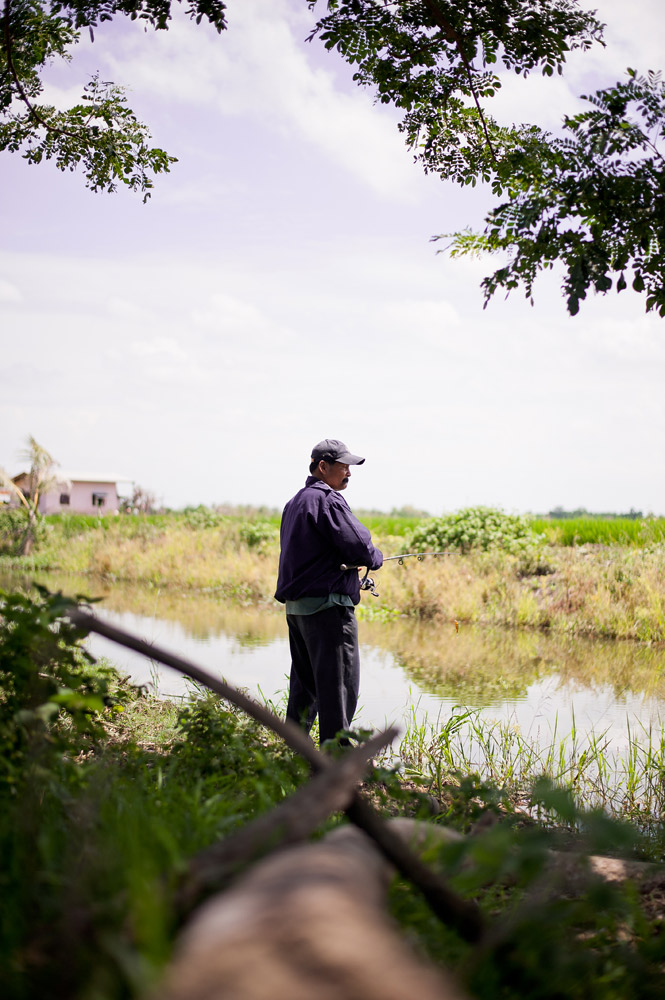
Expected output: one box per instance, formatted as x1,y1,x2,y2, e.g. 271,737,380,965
5,570,665,756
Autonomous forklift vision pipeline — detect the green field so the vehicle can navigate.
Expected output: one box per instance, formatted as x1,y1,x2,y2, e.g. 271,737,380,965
4,505,665,550
532,516,665,547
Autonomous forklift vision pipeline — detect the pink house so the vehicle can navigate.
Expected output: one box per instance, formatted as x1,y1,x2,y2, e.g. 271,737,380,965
11,472,132,515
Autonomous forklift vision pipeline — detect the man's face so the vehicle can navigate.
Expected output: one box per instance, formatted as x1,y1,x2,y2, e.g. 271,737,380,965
318,460,351,491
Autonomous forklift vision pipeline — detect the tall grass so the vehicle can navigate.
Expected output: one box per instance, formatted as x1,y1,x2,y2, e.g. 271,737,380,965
0,515,279,599
0,684,310,1000
355,512,424,537
396,707,665,835
3,510,665,641
367,544,665,641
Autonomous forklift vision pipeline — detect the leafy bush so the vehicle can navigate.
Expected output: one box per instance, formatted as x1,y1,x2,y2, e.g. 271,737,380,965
406,507,542,554
0,509,48,555
181,505,228,530
0,587,125,789
171,692,308,812
0,509,26,555
0,589,308,1000
238,519,279,550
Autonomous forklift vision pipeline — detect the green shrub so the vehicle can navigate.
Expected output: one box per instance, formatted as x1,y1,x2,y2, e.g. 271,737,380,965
181,505,228,530
406,506,543,554
0,509,27,555
0,589,309,1000
0,509,48,555
238,519,279,550
0,587,126,789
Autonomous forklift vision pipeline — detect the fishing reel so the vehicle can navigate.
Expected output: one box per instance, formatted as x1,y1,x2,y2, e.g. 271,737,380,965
359,568,380,597
339,562,380,597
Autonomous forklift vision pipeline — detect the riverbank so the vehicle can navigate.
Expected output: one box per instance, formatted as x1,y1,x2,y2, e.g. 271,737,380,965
3,512,665,642
2,608,664,1000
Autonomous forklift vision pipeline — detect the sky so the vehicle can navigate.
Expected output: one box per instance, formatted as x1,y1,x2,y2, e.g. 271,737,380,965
1,0,664,515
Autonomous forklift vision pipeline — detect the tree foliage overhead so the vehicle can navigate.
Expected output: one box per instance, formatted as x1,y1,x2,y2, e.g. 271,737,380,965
308,0,604,190
3,0,665,314
308,1,665,316
0,0,227,197
447,70,665,316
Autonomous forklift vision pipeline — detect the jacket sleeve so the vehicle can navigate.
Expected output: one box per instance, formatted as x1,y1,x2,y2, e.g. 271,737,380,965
323,495,383,570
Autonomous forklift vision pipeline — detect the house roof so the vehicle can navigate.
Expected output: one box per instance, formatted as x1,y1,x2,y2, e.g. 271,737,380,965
11,471,133,486
56,472,134,485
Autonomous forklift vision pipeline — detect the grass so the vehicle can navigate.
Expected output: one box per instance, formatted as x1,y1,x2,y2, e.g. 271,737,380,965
1,681,311,1000
532,516,665,547
395,705,665,841
2,600,665,1000
3,509,665,641
4,516,665,998
366,543,665,641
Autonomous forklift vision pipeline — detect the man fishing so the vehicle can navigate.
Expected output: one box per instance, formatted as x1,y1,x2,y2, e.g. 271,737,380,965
275,439,383,747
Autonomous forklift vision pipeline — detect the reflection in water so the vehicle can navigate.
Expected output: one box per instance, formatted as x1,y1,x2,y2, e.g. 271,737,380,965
361,616,665,703
4,570,665,748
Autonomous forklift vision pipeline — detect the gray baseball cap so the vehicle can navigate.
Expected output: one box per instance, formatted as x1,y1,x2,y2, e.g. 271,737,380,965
311,439,365,465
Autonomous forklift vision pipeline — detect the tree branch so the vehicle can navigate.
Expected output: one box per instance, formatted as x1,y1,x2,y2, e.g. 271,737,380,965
178,728,396,915
69,608,485,942
420,0,499,166
2,0,78,137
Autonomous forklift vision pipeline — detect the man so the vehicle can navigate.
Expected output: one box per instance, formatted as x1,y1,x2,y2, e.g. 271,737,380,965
275,439,383,746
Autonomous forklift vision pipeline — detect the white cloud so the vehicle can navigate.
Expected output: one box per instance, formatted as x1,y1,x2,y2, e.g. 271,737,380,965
40,80,89,111
107,297,156,324
0,278,22,303
130,336,189,360
156,176,238,208
373,298,461,353
2,238,664,512
489,71,585,132
191,291,298,354
193,293,267,332
94,0,417,200
3,1,665,513
548,1,665,94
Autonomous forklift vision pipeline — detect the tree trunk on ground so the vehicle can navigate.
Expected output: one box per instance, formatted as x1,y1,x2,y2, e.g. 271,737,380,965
159,817,663,1000
160,825,469,1000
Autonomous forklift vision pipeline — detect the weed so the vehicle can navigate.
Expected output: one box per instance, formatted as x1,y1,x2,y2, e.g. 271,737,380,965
394,706,665,840
407,507,544,554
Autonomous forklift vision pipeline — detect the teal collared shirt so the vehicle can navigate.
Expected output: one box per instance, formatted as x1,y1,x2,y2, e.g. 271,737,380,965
285,593,354,616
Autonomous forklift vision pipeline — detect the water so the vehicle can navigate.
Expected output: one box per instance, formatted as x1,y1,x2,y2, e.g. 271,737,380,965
6,570,665,753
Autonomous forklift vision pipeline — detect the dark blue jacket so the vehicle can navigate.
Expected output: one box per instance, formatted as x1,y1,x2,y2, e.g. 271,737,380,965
275,476,383,604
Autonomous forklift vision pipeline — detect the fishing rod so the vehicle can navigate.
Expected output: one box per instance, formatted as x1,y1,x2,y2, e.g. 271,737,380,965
340,551,455,597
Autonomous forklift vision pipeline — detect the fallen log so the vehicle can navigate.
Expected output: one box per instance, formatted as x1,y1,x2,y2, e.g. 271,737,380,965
161,817,664,1000
161,824,470,1000
178,727,397,915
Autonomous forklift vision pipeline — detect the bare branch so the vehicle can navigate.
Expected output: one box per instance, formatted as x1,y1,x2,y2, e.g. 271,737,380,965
68,607,324,766
69,608,486,942
179,728,396,915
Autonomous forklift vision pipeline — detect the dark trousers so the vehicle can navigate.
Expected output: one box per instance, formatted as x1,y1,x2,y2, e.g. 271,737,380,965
285,605,360,745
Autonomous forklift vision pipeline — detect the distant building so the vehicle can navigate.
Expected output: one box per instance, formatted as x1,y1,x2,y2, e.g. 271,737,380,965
10,472,132,515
